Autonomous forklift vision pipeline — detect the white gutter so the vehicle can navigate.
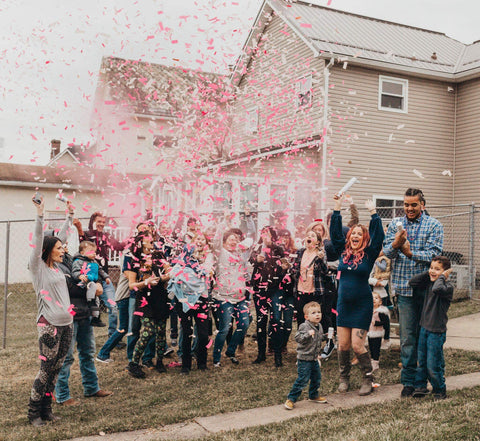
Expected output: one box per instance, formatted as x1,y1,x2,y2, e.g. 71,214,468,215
205,138,320,171
320,58,335,217
0,180,100,191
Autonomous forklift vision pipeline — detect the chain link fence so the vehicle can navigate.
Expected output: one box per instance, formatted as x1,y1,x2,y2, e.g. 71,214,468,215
1,204,478,349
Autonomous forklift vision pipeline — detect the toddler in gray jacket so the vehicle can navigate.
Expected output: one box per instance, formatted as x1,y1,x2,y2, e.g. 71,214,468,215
284,301,327,409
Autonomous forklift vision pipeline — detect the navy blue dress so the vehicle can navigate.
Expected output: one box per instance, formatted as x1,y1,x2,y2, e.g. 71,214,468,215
330,211,384,330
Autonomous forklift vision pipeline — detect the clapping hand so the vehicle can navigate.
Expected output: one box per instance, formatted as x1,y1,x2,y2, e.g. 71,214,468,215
364,199,376,214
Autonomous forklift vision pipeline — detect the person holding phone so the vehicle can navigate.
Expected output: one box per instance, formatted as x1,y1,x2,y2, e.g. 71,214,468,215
28,194,74,426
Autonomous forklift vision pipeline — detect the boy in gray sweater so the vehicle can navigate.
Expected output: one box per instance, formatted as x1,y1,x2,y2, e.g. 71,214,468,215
284,302,327,409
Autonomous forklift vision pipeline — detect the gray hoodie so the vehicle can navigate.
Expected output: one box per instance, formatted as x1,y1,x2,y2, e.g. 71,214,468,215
295,320,323,361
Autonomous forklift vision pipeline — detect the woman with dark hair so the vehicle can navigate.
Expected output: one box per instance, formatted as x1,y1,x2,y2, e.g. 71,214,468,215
28,195,74,426
270,229,297,367
249,226,284,365
330,195,384,396
126,232,171,378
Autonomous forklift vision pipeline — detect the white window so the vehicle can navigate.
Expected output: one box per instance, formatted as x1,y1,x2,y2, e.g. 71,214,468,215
374,196,404,221
246,106,258,134
378,76,408,113
296,75,312,108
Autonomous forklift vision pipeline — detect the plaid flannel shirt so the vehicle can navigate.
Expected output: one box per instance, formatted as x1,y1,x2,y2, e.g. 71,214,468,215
383,213,444,297
292,248,327,297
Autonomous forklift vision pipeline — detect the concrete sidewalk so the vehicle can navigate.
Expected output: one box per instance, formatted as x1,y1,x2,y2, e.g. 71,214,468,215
68,372,480,441
67,312,480,441
446,312,480,351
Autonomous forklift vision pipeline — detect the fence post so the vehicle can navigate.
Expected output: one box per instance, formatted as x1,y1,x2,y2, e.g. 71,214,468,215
469,203,475,300
2,221,10,349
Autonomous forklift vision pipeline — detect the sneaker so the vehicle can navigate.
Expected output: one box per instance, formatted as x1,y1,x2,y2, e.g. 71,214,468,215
155,360,167,373
308,396,328,403
320,339,336,360
252,356,266,364
226,354,239,364
142,360,155,370
433,390,447,400
412,387,430,398
284,399,295,410
171,339,177,347
213,362,221,368
91,318,107,328
381,339,391,350
401,385,415,398
127,362,146,379
96,356,114,364
164,348,174,357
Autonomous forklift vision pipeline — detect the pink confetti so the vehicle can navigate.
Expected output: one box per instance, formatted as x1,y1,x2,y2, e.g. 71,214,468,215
206,339,213,349
197,313,208,319
107,299,117,306
134,311,144,316
39,355,47,361
300,23,312,28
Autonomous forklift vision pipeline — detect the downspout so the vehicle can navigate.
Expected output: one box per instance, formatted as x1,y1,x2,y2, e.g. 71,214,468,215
320,57,335,217
452,84,458,206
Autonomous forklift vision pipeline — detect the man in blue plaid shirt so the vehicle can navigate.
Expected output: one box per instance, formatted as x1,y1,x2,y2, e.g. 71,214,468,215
383,188,444,398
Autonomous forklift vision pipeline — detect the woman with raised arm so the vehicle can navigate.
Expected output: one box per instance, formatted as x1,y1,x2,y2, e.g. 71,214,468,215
28,195,74,426
330,195,385,396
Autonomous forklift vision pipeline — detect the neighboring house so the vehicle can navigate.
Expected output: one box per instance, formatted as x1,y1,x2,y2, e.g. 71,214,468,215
90,56,232,181
203,0,480,245
0,160,152,283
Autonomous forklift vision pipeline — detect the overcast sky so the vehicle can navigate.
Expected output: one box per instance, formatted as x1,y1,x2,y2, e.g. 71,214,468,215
1,0,479,164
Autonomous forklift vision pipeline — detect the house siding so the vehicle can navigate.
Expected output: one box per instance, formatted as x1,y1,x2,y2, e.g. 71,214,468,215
326,64,456,219
229,13,325,157
454,78,480,205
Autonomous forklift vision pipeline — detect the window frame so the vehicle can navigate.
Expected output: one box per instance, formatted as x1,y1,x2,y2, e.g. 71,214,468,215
373,195,404,221
296,74,312,109
246,106,258,134
378,75,408,114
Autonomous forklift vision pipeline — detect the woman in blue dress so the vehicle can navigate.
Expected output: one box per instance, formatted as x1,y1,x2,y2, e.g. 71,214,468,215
330,195,384,396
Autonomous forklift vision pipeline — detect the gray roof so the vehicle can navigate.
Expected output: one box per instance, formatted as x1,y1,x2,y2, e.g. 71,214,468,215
251,0,480,80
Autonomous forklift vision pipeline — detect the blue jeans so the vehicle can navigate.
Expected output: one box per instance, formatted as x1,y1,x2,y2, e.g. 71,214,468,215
213,299,250,364
55,319,99,403
270,291,294,352
287,359,321,402
100,280,118,337
98,298,130,360
415,327,446,393
397,293,424,386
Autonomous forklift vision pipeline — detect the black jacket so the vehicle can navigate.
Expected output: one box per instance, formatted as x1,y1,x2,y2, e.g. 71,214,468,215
249,243,285,295
59,254,91,321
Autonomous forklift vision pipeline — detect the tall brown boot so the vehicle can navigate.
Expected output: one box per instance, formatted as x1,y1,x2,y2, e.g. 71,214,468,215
356,352,374,396
337,350,351,393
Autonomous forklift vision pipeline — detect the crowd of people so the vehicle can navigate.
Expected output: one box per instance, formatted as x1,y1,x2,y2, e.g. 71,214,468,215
27,186,453,425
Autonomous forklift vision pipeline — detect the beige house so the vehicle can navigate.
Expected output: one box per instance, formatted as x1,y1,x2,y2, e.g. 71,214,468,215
201,0,479,232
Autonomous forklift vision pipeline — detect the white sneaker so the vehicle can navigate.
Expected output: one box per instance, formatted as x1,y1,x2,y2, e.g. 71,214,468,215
213,362,221,368
96,356,114,363
381,339,391,350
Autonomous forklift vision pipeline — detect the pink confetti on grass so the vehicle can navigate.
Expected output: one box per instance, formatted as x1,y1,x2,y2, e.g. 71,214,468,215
39,355,47,361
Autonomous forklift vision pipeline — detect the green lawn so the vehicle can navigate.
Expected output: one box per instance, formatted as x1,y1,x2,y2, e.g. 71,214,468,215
1,285,480,441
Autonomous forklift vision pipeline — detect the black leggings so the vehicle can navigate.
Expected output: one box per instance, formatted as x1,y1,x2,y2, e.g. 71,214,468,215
368,337,382,361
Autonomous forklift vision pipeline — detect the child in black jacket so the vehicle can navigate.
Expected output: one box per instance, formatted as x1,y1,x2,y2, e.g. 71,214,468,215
409,255,453,400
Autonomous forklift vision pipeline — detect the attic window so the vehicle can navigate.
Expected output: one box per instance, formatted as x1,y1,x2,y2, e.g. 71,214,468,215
379,76,408,113
246,106,258,134
296,75,312,109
